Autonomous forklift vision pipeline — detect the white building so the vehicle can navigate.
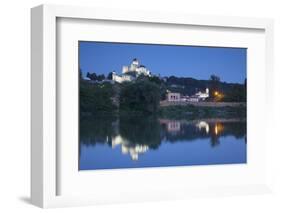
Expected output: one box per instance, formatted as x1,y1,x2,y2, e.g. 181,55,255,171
167,92,181,102
166,88,209,102
195,88,209,100
112,58,151,83
187,88,209,102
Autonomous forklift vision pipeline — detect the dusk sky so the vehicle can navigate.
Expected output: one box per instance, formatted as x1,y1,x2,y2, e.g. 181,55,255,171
79,41,247,84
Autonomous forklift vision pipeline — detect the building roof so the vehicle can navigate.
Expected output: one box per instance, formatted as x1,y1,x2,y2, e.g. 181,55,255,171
167,92,181,95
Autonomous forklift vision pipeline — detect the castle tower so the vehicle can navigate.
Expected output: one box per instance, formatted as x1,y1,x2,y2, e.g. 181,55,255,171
130,58,139,72
122,65,129,74
132,58,139,66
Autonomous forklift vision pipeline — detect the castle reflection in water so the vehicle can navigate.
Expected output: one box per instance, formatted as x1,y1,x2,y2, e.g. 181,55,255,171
111,135,149,161
79,116,246,163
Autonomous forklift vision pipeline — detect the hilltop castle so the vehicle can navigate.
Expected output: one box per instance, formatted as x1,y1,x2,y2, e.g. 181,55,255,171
112,58,151,83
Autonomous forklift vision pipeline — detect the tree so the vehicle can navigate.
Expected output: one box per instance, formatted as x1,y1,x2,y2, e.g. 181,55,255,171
209,74,221,101
107,72,113,80
223,84,246,102
210,74,220,82
120,80,161,114
149,76,162,85
87,72,98,81
86,72,105,81
80,81,116,114
97,74,105,81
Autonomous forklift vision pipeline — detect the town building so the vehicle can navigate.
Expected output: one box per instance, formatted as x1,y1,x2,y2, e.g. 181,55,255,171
195,88,209,100
186,88,209,102
167,92,181,102
166,88,209,102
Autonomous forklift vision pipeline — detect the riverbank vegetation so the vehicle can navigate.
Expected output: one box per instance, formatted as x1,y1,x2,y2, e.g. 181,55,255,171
80,81,116,115
159,105,246,120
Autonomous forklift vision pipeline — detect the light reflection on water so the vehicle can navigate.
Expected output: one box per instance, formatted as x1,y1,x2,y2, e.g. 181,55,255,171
79,116,246,170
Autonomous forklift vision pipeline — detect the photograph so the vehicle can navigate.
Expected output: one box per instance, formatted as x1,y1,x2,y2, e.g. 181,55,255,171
78,41,247,170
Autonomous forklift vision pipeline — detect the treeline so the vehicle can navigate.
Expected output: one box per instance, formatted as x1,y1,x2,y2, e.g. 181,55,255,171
80,72,246,115
80,76,162,115
119,79,161,114
80,81,117,115
85,72,113,81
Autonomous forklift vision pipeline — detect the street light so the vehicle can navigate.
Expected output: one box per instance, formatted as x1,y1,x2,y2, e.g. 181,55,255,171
213,91,224,101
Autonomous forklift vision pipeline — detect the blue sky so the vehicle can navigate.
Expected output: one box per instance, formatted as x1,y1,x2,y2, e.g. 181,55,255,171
79,41,246,84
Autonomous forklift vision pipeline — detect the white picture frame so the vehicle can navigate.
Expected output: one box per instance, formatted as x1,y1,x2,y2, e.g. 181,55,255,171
31,4,274,208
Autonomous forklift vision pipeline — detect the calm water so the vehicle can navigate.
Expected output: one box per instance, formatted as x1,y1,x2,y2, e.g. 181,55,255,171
79,116,246,170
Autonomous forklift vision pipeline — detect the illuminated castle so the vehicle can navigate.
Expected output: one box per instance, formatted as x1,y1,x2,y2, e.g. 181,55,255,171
112,58,151,83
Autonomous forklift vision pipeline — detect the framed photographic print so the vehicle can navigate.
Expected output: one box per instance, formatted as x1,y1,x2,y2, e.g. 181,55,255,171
78,42,247,170
31,4,274,208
